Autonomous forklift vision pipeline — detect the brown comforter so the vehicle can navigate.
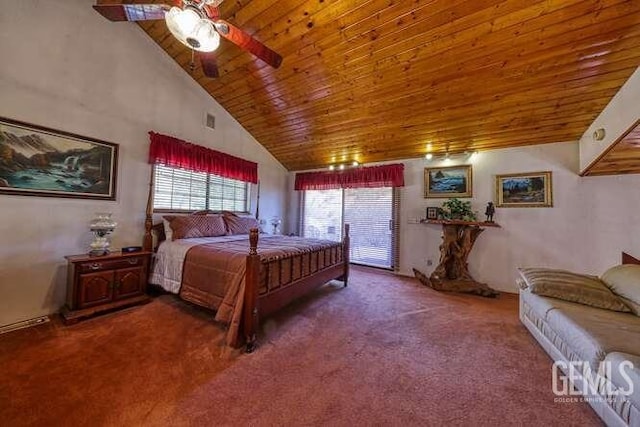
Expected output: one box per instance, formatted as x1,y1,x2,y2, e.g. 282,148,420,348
179,235,343,346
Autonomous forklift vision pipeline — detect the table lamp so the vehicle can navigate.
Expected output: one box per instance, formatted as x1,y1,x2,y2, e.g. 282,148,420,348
89,213,117,256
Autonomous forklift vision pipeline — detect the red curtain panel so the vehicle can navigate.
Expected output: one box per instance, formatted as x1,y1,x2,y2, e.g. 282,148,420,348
148,131,258,184
294,164,404,190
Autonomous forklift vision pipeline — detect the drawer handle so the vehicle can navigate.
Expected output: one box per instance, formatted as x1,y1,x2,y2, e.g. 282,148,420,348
127,259,138,265
90,263,101,270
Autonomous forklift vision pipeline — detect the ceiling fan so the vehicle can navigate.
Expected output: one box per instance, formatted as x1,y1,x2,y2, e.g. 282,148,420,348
93,0,283,78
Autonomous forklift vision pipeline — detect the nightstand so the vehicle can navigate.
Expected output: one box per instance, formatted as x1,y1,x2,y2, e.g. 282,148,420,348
61,251,152,324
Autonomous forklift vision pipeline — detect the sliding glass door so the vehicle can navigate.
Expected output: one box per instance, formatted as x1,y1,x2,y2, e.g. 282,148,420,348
301,187,398,270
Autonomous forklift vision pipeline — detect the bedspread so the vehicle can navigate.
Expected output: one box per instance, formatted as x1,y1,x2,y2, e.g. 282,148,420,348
179,235,343,346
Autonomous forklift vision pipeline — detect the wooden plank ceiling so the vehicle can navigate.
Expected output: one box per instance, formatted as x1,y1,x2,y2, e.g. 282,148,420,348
583,119,640,175
123,0,640,171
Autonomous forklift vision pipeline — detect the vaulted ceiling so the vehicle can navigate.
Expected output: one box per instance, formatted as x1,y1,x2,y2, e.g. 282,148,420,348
111,0,640,171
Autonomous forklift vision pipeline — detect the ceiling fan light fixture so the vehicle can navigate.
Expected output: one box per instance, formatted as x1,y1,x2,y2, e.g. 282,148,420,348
166,7,202,46
166,7,220,53
188,20,220,52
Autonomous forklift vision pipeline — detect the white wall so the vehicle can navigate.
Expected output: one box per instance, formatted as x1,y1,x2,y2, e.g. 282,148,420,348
579,66,640,172
401,142,640,293
289,141,640,293
0,0,288,326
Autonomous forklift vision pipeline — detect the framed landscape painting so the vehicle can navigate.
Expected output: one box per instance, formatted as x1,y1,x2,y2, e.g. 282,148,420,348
495,171,552,207
0,117,118,200
424,165,472,198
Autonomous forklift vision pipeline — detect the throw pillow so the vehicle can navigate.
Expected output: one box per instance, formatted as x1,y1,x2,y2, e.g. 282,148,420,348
164,214,227,240
223,214,259,235
601,265,640,316
518,267,631,312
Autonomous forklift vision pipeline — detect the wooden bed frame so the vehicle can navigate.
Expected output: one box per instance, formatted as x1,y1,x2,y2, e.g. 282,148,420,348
141,175,350,353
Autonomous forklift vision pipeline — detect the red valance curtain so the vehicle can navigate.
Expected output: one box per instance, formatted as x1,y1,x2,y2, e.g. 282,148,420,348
148,131,258,184
294,163,404,190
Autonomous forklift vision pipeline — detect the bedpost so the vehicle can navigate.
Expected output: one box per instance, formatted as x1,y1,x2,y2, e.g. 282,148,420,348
143,165,155,252
342,223,350,287
244,228,260,353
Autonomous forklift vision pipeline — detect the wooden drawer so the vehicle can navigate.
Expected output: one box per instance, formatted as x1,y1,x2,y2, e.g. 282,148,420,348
77,256,145,273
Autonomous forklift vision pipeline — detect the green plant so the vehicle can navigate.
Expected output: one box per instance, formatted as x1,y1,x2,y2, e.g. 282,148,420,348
441,198,476,221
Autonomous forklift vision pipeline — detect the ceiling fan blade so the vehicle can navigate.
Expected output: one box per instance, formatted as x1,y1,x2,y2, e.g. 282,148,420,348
214,20,283,69
93,4,170,22
200,52,220,78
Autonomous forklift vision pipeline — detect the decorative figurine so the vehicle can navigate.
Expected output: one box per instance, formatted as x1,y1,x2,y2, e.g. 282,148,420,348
485,202,495,223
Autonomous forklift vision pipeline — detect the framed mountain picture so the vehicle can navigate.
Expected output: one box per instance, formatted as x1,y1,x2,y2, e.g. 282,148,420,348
495,171,552,207
0,117,118,200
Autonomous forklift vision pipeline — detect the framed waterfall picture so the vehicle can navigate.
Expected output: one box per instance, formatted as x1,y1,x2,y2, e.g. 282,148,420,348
0,117,118,200
495,171,552,207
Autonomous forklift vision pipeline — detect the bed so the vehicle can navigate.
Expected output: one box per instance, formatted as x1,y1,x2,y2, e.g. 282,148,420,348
144,214,349,353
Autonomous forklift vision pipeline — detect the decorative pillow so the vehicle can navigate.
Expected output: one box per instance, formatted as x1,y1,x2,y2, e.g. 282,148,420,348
518,267,631,312
601,265,640,316
164,214,227,240
223,214,259,235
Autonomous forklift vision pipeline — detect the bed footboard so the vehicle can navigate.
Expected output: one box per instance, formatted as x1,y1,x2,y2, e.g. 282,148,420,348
243,225,350,353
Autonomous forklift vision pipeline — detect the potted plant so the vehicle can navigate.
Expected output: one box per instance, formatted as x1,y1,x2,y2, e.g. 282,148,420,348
441,198,477,221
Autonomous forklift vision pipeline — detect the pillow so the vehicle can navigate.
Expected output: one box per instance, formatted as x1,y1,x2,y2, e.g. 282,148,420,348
163,214,227,240
518,267,631,312
223,214,259,235
601,265,640,316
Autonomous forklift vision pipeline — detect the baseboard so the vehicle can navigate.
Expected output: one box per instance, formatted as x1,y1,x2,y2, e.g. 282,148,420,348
0,316,50,335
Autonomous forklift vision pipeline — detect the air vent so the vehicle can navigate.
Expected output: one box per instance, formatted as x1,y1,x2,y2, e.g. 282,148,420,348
206,113,216,130
0,315,49,335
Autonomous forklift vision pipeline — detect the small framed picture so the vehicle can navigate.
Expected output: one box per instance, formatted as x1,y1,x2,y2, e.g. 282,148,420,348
426,206,439,220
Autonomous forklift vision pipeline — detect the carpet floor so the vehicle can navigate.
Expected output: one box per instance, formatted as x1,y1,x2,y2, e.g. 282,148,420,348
0,266,601,426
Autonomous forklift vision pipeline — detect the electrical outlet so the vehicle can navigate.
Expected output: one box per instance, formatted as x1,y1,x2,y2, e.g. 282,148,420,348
427,259,433,266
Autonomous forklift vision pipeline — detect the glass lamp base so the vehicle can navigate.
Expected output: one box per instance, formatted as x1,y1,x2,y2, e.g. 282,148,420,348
89,249,111,257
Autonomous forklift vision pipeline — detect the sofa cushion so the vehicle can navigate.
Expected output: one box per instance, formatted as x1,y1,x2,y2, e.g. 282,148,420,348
545,302,640,367
602,265,640,316
521,289,579,321
518,267,631,312
604,352,640,410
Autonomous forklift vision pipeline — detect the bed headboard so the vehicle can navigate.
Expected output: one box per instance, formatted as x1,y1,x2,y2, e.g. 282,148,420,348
622,252,640,265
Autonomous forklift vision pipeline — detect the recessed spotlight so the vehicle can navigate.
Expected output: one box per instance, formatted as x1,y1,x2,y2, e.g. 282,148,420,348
352,161,359,167
425,153,433,160
329,165,335,171
339,164,345,170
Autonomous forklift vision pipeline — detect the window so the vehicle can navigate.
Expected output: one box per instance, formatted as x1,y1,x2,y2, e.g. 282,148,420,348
301,187,400,270
153,164,249,212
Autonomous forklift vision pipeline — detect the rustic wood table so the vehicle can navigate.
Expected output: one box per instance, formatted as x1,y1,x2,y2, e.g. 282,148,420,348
414,220,500,298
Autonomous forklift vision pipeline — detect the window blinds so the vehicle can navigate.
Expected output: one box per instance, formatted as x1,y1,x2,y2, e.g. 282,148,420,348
153,164,248,212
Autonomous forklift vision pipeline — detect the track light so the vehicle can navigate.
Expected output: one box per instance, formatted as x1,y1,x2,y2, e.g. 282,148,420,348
328,161,361,170
424,151,478,162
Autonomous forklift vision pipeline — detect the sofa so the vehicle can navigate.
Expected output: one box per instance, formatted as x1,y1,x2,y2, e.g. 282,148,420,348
518,258,640,427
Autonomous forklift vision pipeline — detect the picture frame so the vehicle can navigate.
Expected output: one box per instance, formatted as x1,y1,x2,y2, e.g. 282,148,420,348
424,165,472,198
0,117,118,200
495,171,552,208
426,206,439,220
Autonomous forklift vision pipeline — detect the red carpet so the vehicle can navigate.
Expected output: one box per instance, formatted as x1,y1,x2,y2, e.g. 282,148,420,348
0,266,601,426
